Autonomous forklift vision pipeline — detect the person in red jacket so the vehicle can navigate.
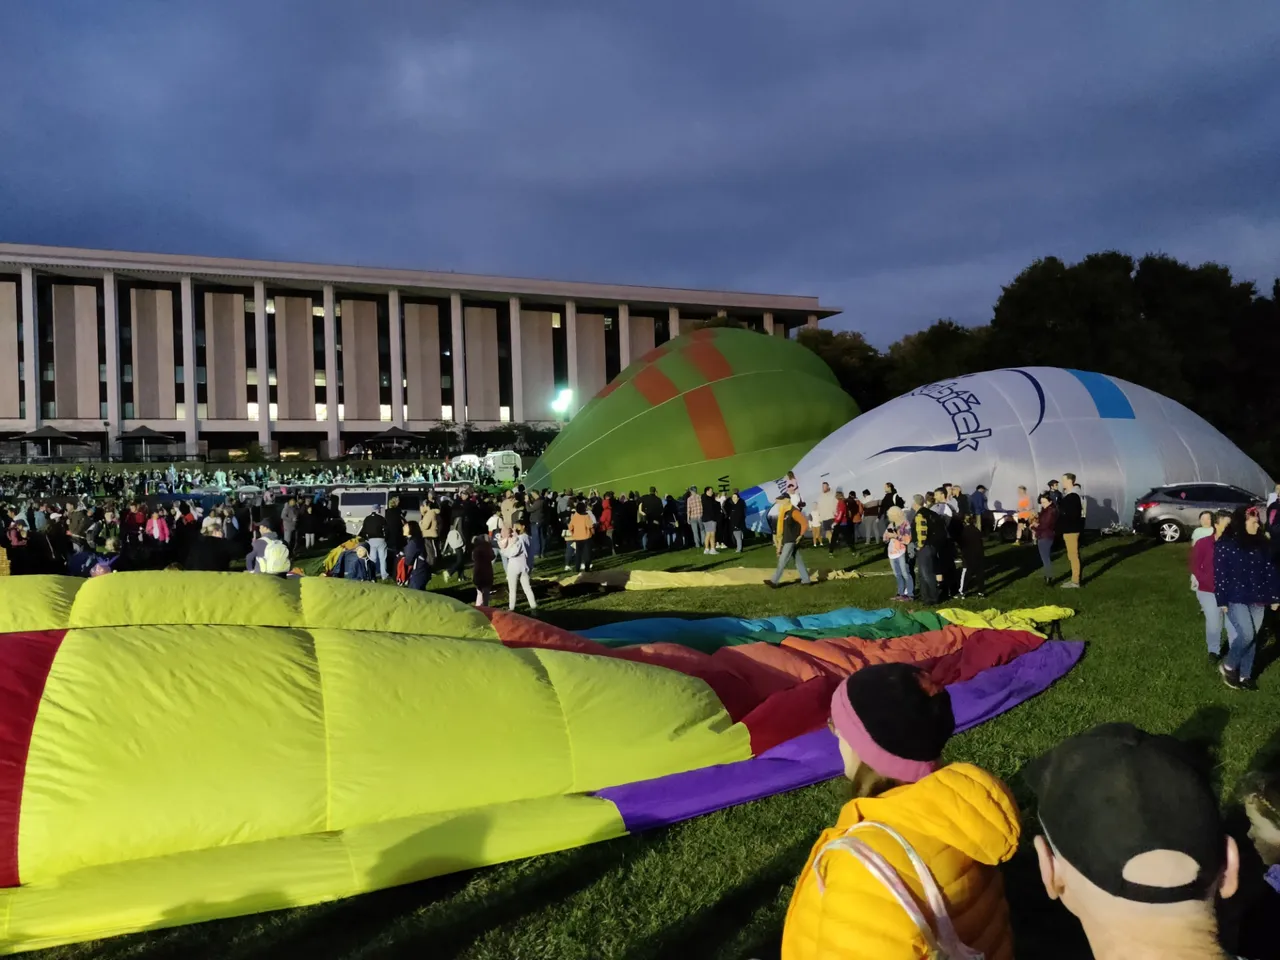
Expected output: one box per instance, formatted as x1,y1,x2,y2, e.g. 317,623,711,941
599,494,615,556
1189,510,1236,662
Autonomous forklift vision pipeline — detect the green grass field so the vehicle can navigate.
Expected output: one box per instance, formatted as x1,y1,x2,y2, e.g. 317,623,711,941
30,536,1280,960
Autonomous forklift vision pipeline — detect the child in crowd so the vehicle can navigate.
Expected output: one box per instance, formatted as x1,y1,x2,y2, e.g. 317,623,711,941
782,663,1019,959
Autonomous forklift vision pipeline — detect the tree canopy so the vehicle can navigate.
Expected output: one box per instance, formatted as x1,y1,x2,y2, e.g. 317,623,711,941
797,251,1279,475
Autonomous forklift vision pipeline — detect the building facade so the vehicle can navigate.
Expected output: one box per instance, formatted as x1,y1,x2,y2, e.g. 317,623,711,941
0,244,836,457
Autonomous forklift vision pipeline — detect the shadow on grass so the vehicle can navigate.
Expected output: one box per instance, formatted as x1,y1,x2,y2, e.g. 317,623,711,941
619,835,815,960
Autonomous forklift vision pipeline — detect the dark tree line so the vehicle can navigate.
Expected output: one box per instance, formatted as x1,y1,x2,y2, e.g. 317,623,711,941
795,251,1280,476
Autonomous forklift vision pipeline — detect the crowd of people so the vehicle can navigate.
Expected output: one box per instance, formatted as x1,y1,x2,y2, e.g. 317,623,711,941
3,460,1280,957
0,456,498,502
777,472,1088,599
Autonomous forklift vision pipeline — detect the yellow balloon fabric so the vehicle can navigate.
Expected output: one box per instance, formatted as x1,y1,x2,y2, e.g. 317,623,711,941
0,573,750,954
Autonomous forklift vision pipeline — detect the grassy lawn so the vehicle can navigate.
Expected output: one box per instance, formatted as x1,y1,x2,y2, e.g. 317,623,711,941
30,535,1280,960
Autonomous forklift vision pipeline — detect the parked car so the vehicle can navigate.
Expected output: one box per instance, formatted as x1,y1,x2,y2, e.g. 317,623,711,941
1133,483,1263,542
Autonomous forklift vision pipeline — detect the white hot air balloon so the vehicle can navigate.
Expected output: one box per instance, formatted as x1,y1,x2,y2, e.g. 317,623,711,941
792,367,1273,531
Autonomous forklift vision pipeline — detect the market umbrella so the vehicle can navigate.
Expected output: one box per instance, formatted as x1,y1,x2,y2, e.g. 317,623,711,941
367,426,423,442
10,425,81,459
116,425,175,462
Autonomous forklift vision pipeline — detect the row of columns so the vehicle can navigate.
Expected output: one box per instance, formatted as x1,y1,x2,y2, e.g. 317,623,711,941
11,266,811,449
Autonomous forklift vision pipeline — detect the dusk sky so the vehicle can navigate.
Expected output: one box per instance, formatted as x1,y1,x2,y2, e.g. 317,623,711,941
3,2,1277,345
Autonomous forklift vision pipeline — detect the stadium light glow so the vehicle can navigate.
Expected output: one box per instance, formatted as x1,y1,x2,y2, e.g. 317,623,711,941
550,389,574,415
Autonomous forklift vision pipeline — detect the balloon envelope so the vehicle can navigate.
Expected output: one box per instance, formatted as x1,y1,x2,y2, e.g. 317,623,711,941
793,367,1273,528
525,327,858,495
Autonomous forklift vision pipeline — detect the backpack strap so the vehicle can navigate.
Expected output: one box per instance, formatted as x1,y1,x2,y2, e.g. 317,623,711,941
814,821,985,960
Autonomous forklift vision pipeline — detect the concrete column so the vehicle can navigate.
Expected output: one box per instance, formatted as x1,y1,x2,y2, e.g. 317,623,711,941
21,267,37,426
566,300,579,408
254,281,270,447
388,288,404,426
509,296,524,423
102,273,120,440
450,292,466,422
323,284,339,453
668,305,680,339
763,311,775,336
180,276,197,448
807,314,819,329
618,303,631,370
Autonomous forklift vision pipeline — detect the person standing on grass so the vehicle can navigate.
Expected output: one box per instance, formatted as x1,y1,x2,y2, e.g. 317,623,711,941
498,520,537,612
882,505,913,600
471,534,495,607
568,500,595,572
701,486,721,555
958,514,986,598
782,664,1019,960
913,497,944,604
1214,506,1280,691
685,486,704,551
970,483,989,537
1058,474,1085,588
1014,486,1034,544
1189,511,1237,663
815,482,837,548
765,495,811,587
828,490,852,556
1032,492,1058,584
727,489,747,554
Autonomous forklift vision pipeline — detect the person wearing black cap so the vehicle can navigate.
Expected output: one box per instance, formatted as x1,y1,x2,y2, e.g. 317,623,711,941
1026,723,1245,960
783,663,1019,960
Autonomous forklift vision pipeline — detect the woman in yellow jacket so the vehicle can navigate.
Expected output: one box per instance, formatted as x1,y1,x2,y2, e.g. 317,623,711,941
782,663,1021,960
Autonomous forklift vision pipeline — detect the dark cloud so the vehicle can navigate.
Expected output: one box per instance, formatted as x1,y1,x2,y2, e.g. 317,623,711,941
2,1,1277,344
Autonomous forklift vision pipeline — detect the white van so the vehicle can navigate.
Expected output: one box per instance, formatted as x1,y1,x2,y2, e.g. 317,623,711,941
333,486,433,535
484,450,522,482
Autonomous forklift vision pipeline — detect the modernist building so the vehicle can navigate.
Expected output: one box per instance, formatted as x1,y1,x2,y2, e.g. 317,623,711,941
0,243,837,457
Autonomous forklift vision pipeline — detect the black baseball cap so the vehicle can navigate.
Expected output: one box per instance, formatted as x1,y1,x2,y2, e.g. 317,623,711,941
1024,723,1225,904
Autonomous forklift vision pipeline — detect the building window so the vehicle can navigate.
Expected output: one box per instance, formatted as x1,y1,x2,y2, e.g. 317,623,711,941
247,368,258,386
552,313,562,329
500,406,511,423
269,402,278,420
315,371,326,387
441,404,453,421
379,404,391,422
197,403,208,420
100,401,108,419
122,364,133,384
42,363,54,382
315,403,326,422
403,403,408,421
337,403,345,421
124,402,135,419
175,367,184,384
247,402,259,422
175,402,186,420
266,299,276,314
42,401,56,418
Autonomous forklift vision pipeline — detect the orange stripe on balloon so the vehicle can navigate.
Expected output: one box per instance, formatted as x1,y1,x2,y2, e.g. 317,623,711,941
596,379,622,399
682,340,733,382
0,629,66,888
632,365,680,406
683,384,736,460
638,344,671,364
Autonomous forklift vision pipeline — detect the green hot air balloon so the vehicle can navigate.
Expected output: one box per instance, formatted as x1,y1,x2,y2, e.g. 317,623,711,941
525,327,859,494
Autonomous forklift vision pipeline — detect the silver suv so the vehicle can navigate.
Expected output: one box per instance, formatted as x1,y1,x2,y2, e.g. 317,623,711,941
1133,483,1262,543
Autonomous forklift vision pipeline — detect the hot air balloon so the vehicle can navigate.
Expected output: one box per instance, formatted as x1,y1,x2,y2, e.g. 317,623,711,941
0,572,1079,952
793,367,1273,531
524,327,858,496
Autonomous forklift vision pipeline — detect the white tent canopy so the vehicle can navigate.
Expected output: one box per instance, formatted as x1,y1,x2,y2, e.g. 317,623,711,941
792,367,1273,529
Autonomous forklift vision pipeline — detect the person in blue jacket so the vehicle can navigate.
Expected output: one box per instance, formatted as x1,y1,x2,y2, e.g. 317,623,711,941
1214,507,1280,690
339,542,376,581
